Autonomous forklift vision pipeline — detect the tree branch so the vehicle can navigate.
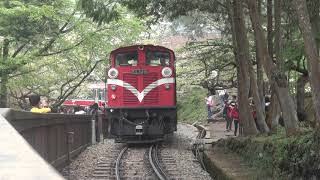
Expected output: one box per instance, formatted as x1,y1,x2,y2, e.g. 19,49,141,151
38,39,85,57
290,64,309,75
53,59,103,107
37,11,76,55
12,42,29,58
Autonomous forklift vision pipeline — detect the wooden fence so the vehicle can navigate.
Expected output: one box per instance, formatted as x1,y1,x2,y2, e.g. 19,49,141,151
0,108,92,168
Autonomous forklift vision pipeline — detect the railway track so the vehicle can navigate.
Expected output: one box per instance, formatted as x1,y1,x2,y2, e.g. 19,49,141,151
115,145,155,179
89,123,207,180
192,123,207,171
149,144,169,180
90,144,181,180
115,144,182,180
91,148,120,179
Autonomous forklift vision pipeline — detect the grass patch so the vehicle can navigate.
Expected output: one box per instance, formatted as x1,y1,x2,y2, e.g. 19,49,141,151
177,86,207,123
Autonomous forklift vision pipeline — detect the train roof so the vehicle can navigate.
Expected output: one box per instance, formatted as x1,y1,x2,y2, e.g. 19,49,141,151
110,45,174,54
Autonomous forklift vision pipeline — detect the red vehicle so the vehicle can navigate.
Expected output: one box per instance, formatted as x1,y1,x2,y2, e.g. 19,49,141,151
106,45,177,143
63,99,105,107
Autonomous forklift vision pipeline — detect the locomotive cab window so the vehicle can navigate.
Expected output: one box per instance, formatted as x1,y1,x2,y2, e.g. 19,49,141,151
146,51,170,66
115,52,138,66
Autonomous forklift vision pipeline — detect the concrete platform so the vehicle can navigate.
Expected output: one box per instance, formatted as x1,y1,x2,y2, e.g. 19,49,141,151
204,121,234,141
0,112,64,180
203,121,258,180
204,148,257,180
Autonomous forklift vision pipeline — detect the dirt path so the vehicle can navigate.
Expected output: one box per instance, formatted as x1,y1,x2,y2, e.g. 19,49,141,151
204,121,234,141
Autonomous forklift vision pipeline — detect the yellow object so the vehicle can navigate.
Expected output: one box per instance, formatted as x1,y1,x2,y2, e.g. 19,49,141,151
30,107,51,113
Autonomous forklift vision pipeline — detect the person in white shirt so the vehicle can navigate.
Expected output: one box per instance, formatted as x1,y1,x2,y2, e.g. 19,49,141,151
218,89,227,106
205,93,214,119
74,106,86,115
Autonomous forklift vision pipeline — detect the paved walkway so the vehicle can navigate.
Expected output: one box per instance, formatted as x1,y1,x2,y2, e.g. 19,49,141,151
203,121,258,180
204,120,234,141
0,110,63,180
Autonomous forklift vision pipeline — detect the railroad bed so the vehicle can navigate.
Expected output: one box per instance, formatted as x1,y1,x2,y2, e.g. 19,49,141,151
61,123,212,180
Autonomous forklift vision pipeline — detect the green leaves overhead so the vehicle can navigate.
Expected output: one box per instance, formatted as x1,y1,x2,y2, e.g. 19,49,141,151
78,0,121,25
1,0,145,108
0,1,65,41
176,38,236,91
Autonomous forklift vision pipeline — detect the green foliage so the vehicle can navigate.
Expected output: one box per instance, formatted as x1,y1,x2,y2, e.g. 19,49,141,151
176,38,236,93
219,128,319,179
0,0,145,108
77,0,121,25
177,86,207,123
0,0,67,40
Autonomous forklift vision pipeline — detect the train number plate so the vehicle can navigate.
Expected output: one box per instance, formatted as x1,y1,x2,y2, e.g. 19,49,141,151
132,69,148,75
135,125,143,135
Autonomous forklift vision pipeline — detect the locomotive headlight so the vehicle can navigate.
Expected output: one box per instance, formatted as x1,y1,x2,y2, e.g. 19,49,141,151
111,85,117,91
111,94,116,100
108,68,118,79
161,67,172,78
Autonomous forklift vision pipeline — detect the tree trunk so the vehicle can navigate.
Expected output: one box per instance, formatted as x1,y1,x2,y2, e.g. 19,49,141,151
274,0,281,66
293,0,320,123
249,64,270,133
307,0,320,51
256,50,265,111
267,0,273,58
256,0,265,112
268,87,281,130
231,0,258,136
248,0,269,133
0,38,9,108
266,0,283,130
247,0,299,135
296,75,308,121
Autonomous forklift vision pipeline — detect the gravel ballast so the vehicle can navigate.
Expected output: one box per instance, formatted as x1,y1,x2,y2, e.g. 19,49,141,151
61,123,213,180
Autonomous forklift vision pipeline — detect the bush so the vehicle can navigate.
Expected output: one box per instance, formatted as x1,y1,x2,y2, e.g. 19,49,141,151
215,128,320,179
177,87,207,123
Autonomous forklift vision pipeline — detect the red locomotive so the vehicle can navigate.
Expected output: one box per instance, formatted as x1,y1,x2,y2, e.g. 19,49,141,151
106,45,177,143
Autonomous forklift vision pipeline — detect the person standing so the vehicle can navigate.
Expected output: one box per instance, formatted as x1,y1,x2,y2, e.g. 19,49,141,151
218,90,225,106
205,93,214,119
231,95,237,104
223,100,233,131
74,106,86,114
222,101,232,132
250,100,259,132
230,102,240,136
223,90,229,102
29,94,51,113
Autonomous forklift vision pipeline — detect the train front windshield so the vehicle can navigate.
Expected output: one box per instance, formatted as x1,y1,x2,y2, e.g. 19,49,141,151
115,51,138,66
146,51,170,66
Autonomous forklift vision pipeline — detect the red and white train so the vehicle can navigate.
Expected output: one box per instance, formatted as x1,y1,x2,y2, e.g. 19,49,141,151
106,45,177,143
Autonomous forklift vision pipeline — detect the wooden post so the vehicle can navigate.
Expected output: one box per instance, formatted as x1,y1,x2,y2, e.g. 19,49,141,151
98,111,103,142
67,131,74,162
91,118,96,144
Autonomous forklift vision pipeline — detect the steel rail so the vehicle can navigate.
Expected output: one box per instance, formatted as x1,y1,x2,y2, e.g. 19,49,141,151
154,145,167,178
149,144,168,180
193,123,207,171
115,146,128,180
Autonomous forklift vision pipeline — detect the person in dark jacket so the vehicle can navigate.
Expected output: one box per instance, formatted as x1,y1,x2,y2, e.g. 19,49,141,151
230,102,240,136
223,100,233,131
250,101,259,132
